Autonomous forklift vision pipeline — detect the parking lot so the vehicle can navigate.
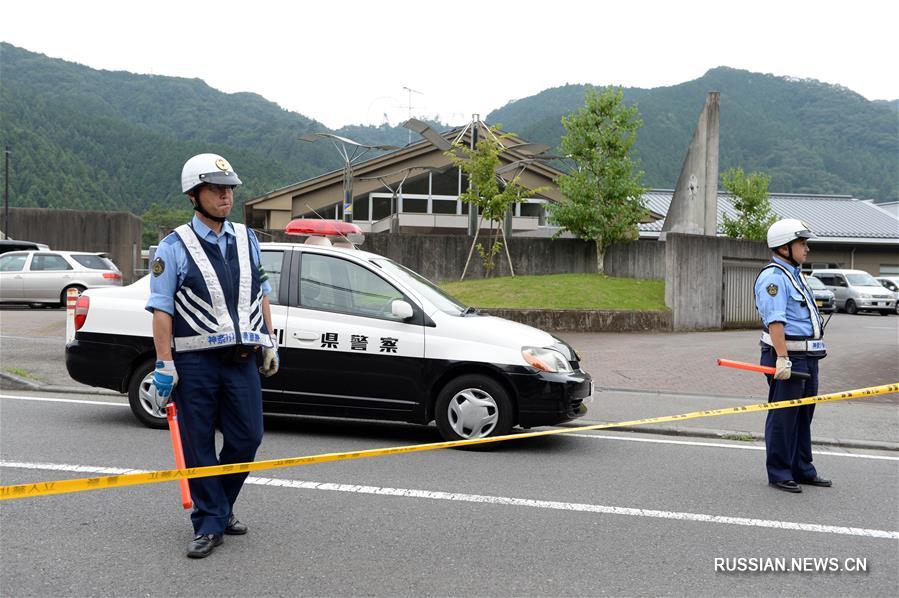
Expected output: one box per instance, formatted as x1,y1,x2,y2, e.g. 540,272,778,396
1,307,898,596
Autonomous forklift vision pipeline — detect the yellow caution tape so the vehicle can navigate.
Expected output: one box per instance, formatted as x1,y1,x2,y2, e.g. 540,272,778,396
2,383,896,501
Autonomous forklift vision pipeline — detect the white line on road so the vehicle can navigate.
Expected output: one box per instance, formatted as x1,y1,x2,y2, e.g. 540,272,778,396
2,393,895,461
0,394,127,407
2,460,897,540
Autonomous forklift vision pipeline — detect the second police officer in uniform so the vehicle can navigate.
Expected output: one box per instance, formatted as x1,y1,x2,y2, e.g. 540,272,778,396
146,153,280,557
754,218,832,494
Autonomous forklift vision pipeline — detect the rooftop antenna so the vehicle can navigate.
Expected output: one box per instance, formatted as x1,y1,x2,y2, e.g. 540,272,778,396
402,86,423,144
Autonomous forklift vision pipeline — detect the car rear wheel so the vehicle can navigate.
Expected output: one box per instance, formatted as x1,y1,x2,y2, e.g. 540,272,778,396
59,285,86,307
128,357,167,429
844,299,858,315
434,374,513,447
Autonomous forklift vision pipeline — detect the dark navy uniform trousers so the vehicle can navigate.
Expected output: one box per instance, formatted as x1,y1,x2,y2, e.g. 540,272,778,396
760,347,820,483
173,349,263,535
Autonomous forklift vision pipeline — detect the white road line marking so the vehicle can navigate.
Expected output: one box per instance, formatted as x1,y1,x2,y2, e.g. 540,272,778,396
2,460,897,540
0,394,127,407
3,394,896,461
564,433,899,461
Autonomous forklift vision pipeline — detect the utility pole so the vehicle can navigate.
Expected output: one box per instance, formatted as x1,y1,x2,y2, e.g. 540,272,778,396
402,86,423,144
3,146,9,240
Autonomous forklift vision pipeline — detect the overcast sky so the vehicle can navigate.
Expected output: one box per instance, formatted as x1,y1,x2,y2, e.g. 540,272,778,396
2,0,896,129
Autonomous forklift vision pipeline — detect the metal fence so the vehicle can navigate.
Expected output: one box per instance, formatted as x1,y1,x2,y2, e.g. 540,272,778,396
722,258,765,328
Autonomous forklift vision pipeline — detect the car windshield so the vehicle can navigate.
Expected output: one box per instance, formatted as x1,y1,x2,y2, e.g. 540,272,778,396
846,273,880,286
372,258,466,315
805,276,825,289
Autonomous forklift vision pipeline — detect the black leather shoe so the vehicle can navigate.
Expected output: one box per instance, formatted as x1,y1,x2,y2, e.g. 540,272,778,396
186,533,223,559
225,514,248,535
798,476,832,487
769,480,802,493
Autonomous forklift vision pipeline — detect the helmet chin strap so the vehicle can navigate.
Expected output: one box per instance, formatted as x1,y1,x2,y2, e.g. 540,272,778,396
776,243,799,267
190,194,226,224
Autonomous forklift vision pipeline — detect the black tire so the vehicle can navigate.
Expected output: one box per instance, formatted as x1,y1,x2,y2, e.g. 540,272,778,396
59,285,86,307
434,374,514,448
845,299,858,315
128,357,167,429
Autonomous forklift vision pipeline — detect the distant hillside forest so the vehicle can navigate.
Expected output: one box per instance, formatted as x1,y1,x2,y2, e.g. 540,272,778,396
1,43,896,227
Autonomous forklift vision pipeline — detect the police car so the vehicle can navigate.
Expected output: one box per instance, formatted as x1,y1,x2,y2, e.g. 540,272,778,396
65,220,593,442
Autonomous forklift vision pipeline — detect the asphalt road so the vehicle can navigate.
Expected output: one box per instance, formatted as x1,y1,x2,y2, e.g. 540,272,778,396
1,392,897,597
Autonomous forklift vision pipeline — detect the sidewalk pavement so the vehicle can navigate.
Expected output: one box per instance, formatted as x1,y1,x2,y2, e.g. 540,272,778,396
2,371,896,452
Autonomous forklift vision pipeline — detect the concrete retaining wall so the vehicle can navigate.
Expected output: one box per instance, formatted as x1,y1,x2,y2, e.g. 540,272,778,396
482,308,672,332
265,229,664,282
664,233,768,330
6,208,143,283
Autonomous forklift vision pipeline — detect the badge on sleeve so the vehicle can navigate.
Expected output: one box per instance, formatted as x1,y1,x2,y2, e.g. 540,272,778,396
766,283,778,296
152,257,165,277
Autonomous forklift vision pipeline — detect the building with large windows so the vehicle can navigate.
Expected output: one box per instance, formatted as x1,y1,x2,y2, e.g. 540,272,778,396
245,124,898,275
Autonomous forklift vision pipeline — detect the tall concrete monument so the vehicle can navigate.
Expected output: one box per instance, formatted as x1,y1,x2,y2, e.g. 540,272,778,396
660,91,720,239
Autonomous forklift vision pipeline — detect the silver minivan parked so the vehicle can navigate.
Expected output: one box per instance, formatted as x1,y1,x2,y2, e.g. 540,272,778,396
811,269,895,316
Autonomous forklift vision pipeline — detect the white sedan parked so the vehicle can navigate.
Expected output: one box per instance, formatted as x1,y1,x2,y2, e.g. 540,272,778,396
0,250,122,307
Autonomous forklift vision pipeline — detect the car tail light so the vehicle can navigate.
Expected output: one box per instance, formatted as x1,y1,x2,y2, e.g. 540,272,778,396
74,295,90,330
102,272,121,280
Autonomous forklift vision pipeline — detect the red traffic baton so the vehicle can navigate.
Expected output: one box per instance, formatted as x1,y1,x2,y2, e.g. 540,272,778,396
717,358,810,380
165,403,193,510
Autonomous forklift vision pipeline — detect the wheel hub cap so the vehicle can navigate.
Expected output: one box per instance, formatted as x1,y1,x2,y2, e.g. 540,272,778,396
447,388,498,439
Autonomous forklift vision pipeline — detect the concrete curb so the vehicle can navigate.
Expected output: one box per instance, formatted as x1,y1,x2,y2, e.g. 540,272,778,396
3,375,896,452
0,373,121,396
557,420,899,452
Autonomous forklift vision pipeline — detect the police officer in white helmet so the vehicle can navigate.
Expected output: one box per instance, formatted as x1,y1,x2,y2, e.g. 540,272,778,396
145,153,279,557
753,219,831,493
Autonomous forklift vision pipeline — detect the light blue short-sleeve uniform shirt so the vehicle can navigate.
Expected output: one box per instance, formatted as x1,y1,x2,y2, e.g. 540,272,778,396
146,215,271,315
754,256,817,338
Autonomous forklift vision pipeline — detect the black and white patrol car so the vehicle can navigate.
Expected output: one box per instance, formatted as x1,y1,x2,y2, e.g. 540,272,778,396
65,225,593,442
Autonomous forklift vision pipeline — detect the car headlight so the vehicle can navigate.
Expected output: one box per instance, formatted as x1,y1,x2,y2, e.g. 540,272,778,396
522,347,573,373
858,293,871,299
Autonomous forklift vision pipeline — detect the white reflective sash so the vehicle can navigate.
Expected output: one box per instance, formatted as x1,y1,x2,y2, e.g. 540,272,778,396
174,291,218,333
759,262,822,339
174,224,236,336
232,223,253,336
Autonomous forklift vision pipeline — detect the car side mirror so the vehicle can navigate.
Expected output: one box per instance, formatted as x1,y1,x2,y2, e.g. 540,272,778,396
390,299,414,320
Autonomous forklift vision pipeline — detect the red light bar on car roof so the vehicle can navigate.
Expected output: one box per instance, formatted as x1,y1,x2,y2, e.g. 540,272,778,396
284,219,362,236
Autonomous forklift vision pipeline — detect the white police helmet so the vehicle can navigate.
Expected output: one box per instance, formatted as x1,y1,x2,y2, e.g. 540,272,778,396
767,218,814,249
181,153,242,194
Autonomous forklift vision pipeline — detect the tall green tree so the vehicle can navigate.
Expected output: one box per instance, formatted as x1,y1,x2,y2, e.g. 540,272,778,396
720,167,777,241
446,126,536,279
141,204,194,248
547,88,647,274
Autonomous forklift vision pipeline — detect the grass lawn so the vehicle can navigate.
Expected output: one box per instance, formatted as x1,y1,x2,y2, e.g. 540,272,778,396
439,273,667,311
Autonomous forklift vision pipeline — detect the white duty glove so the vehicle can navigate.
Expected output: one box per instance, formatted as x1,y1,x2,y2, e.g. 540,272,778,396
260,336,279,378
774,356,792,380
151,360,178,410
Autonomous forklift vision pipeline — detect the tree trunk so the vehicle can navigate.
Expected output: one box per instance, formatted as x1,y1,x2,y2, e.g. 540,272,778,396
499,223,515,277
595,240,605,275
460,214,485,281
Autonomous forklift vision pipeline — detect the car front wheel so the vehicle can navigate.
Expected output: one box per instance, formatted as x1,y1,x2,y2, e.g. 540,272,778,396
434,374,514,446
128,358,167,429
844,299,858,315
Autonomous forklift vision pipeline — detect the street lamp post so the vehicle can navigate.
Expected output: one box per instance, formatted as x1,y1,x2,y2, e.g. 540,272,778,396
299,134,399,223
3,146,10,240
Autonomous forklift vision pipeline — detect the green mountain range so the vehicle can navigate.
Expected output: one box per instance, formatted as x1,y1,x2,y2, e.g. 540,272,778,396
487,68,898,201
1,42,896,224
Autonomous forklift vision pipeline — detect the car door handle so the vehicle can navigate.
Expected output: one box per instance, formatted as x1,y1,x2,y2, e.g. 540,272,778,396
292,331,319,341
